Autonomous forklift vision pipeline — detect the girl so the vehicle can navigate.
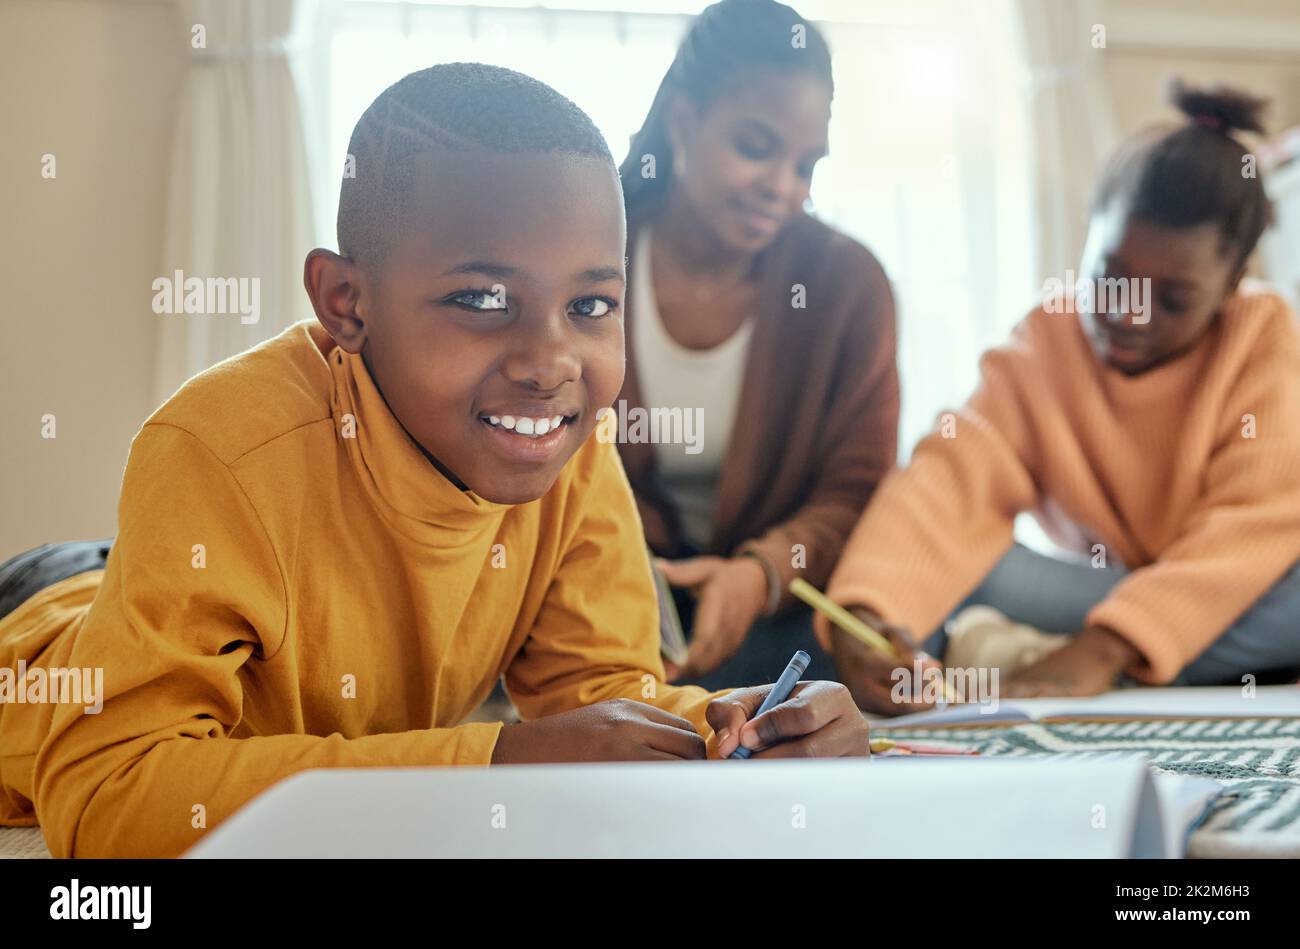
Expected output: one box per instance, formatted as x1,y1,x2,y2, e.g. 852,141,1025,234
818,82,1300,712
618,0,899,689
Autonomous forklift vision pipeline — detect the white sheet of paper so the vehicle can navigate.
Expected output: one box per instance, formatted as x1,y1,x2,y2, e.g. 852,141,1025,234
187,756,1204,859
1152,771,1223,859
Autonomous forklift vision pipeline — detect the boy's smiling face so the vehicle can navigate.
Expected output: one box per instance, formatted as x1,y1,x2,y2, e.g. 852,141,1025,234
312,148,627,505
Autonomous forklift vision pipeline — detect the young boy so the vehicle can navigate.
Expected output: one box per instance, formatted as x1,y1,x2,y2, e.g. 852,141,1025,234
0,64,868,857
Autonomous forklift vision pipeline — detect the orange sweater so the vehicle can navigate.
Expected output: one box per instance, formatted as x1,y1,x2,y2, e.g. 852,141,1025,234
0,322,719,857
816,286,1300,683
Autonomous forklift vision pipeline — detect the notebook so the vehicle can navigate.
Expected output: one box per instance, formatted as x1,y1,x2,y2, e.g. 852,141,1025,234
648,547,689,667
872,684,1300,729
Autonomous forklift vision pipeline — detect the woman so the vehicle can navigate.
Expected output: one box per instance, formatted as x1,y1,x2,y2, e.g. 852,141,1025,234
617,0,899,689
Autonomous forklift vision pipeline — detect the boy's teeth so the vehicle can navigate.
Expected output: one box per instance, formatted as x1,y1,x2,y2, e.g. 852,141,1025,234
484,414,569,437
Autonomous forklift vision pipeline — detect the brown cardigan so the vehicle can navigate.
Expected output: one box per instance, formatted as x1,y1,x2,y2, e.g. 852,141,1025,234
619,209,900,612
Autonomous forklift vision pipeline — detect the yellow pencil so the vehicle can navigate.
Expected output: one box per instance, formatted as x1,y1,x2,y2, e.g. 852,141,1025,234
788,577,958,705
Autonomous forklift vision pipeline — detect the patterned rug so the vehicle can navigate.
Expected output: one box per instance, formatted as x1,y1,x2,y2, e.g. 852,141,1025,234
884,716,1300,858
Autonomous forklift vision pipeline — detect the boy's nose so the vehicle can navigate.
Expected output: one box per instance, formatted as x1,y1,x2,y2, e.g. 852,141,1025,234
502,323,581,391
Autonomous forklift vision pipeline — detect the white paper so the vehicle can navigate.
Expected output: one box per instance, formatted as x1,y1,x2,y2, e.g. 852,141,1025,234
187,757,1201,859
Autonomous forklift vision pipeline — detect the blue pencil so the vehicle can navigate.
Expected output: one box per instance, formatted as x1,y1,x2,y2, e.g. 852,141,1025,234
729,649,811,760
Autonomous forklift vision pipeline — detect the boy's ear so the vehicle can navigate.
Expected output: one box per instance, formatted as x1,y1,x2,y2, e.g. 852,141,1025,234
303,248,367,354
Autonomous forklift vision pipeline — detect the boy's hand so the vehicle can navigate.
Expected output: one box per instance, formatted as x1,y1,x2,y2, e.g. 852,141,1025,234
829,607,942,716
658,556,768,682
490,698,706,763
707,681,870,758
1004,626,1139,697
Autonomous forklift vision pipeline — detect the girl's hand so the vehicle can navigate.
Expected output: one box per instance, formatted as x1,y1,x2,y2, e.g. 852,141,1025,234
1003,626,1140,697
830,607,942,715
658,555,769,682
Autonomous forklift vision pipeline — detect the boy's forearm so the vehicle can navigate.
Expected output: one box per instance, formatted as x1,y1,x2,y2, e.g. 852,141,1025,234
35,723,504,858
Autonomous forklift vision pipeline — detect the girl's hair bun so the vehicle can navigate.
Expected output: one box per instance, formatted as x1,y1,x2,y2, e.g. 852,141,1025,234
1169,77,1268,136
1092,78,1274,269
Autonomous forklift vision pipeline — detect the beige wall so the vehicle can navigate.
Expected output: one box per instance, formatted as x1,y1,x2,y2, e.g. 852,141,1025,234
1100,0,1300,287
0,0,180,558
1107,56,1300,139
1104,0,1300,135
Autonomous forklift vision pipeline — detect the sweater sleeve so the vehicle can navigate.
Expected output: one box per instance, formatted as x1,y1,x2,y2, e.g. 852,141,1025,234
1088,332,1300,683
504,438,725,742
735,252,901,610
33,423,503,858
813,320,1042,649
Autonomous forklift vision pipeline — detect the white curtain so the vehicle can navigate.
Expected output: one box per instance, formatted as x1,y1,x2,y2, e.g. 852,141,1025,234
1013,0,1118,284
154,0,317,406
1011,0,1120,555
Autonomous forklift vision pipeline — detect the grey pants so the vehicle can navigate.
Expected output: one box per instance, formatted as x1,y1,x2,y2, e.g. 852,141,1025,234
924,542,1300,685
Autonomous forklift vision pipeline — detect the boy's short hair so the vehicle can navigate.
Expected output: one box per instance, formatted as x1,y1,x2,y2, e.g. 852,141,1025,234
338,62,616,272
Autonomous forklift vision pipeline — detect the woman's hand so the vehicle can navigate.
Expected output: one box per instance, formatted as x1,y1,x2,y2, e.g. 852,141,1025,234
657,555,769,682
1003,625,1140,697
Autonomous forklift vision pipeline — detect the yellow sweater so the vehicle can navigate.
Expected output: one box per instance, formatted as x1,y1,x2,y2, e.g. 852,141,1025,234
817,286,1300,683
0,322,718,857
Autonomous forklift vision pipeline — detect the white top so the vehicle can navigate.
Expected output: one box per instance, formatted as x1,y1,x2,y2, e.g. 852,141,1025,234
632,228,754,549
